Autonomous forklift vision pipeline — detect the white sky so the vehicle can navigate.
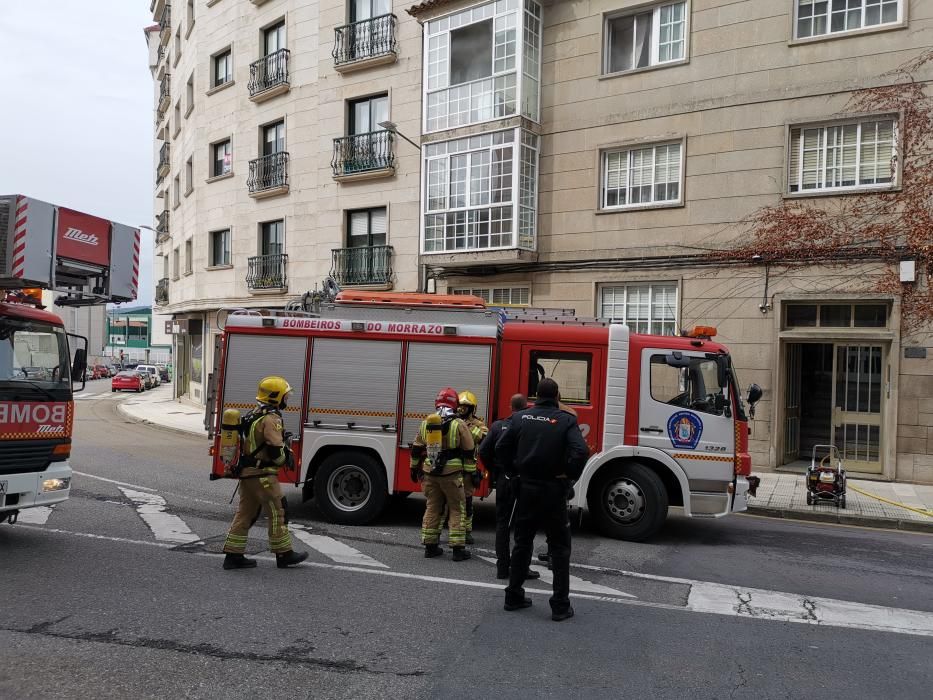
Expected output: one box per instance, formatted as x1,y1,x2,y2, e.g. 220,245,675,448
0,1,156,306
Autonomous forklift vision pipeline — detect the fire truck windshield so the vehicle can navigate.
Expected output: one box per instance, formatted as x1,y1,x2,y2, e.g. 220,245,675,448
0,318,71,401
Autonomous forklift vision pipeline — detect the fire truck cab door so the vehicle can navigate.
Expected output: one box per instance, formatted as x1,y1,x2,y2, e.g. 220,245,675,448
638,348,734,488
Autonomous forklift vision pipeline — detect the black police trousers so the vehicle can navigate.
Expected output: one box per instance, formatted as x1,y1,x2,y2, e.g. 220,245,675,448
495,473,516,576
505,479,571,614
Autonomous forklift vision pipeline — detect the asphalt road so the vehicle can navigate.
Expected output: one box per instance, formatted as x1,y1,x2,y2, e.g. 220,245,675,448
2,383,932,699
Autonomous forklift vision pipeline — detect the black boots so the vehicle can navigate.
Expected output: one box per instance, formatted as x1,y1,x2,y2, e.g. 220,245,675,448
425,544,444,558
504,597,533,611
465,533,475,545
452,547,471,561
222,553,257,570
551,607,575,622
276,550,309,568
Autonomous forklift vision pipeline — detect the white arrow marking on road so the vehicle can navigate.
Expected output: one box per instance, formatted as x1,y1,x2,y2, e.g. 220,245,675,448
479,556,635,598
16,506,55,525
292,529,389,568
118,487,201,544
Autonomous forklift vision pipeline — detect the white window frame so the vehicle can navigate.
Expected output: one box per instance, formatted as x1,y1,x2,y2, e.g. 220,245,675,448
786,116,898,195
599,283,679,335
601,140,684,210
793,0,903,41
451,286,531,306
603,1,688,76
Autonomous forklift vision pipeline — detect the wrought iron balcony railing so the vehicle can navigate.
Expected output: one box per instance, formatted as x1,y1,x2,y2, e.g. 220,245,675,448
157,142,170,174
248,49,290,97
247,152,289,195
155,278,169,304
159,4,172,34
331,245,393,286
156,210,169,240
332,131,395,177
247,253,288,291
333,14,398,67
158,74,171,110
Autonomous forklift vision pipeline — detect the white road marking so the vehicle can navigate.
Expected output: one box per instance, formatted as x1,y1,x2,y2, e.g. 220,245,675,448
292,528,389,568
74,472,158,493
118,487,201,544
478,556,635,598
14,525,933,638
15,506,55,525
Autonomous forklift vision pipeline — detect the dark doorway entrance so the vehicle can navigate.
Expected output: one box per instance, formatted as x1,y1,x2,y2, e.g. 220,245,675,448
784,343,833,463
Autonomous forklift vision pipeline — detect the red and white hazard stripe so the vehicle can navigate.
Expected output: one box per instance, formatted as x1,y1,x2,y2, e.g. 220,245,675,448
131,229,140,295
11,196,28,278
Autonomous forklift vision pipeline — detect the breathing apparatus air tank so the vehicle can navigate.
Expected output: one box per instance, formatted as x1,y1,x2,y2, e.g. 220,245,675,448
219,408,242,468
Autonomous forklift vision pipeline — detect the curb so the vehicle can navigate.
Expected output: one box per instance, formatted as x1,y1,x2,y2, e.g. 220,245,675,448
746,505,933,534
116,400,208,440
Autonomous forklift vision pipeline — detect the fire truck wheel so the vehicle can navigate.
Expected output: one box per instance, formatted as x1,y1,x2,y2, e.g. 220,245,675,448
314,451,388,525
588,462,668,542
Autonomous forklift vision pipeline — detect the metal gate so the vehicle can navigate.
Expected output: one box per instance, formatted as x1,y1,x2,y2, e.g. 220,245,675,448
832,344,884,472
783,343,802,463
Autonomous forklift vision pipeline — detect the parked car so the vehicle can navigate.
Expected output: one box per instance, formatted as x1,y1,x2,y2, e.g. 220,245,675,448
112,371,144,393
158,366,170,382
103,365,117,377
137,364,161,387
135,370,154,390
91,365,108,380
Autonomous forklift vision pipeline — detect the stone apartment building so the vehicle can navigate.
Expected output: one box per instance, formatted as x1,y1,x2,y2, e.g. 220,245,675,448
148,0,932,483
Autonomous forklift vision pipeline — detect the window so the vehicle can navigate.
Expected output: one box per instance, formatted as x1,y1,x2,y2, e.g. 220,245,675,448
173,101,181,134
452,286,530,305
349,94,388,135
184,239,193,274
263,120,285,155
795,0,902,39
605,2,687,74
212,49,232,87
210,229,231,267
423,128,538,252
174,25,182,64
784,302,887,328
348,208,387,248
264,20,286,54
172,174,180,206
260,220,284,256
185,157,193,194
602,142,682,208
650,354,725,416
187,0,195,31
527,351,592,405
788,118,896,194
212,139,232,177
600,283,677,335
172,247,180,279
424,0,542,131
351,0,390,22
186,74,195,115
162,256,169,279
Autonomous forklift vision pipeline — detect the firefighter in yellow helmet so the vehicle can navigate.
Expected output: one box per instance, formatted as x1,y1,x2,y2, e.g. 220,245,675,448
410,388,475,561
457,390,489,544
222,376,309,570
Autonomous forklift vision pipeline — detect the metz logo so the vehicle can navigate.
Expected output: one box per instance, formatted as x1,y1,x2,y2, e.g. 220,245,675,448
63,227,99,246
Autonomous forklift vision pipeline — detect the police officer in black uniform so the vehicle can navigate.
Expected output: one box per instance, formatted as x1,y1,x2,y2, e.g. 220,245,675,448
496,378,589,621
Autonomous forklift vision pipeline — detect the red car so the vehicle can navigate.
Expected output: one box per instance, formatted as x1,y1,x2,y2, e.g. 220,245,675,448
112,370,144,393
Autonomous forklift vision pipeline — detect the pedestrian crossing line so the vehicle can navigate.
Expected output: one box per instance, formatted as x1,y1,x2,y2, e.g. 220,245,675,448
478,556,636,598
291,528,389,568
16,506,55,525
118,487,202,544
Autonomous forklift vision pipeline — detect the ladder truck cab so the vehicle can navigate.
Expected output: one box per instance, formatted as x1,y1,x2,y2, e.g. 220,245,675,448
208,292,762,541
0,195,140,524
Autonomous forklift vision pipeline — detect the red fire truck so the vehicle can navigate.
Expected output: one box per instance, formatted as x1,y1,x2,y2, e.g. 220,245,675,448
208,292,762,541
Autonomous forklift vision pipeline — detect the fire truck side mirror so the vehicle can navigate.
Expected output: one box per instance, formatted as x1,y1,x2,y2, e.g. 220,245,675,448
71,348,87,381
747,383,763,405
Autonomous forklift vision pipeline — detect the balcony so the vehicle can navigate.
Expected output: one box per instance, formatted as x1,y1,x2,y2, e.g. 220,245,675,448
331,246,393,288
248,49,290,103
155,278,169,305
332,131,395,182
156,210,170,242
333,14,398,72
157,142,171,178
247,152,289,198
247,254,288,292
158,74,171,112
158,4,171,44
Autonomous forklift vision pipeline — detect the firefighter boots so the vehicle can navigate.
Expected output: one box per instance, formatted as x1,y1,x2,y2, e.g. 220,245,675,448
452,547,471,561
222,553,257,570
425,544,444,558
465,533,475,545
275,550,309,568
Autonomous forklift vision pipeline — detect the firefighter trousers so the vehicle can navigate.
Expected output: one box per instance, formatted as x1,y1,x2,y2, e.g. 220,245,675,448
223,473,293,554
421,473,466,547
506,479,572,614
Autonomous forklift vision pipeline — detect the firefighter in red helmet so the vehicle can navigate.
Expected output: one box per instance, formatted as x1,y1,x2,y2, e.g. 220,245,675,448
410,387,475,561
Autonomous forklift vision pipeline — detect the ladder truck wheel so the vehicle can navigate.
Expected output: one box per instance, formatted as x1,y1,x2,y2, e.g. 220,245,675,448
588,461,668,542
314,450,388,525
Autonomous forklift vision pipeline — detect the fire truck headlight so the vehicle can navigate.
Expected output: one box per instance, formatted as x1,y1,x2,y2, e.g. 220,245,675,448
42,478,71,492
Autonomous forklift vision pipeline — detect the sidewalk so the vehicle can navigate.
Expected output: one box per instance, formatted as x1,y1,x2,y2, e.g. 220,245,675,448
117,385,207,438
747,472,933,533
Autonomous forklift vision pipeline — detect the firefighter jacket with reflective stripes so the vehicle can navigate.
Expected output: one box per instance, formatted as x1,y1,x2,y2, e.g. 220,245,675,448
462,416,488,472
410,414,475,476
243,410,287,475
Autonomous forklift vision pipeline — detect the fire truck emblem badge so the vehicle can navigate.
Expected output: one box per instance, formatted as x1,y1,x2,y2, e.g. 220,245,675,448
667,411,703,449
